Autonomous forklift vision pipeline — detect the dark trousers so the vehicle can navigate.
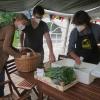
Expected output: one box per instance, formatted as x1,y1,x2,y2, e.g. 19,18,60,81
0,69,5,97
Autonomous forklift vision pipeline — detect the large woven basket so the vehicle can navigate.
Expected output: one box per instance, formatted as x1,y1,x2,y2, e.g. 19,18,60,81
15,48,41,72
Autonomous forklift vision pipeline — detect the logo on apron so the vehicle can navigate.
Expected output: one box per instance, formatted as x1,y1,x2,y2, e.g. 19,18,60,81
82,38,92,49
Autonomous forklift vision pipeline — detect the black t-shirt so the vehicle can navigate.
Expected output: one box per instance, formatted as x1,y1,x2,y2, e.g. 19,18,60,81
22,20,49,52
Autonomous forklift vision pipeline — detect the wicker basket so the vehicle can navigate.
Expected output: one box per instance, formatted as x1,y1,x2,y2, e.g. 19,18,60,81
15,48,41,72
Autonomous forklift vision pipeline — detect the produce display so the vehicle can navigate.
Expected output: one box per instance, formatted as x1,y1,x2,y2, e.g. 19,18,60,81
45,66,76,85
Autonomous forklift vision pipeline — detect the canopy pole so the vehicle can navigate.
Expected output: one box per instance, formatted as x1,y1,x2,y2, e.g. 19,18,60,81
45,10,73,17
61,17,71,54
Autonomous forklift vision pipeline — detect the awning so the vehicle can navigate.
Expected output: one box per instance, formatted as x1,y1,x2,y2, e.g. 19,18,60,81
0,0,100,17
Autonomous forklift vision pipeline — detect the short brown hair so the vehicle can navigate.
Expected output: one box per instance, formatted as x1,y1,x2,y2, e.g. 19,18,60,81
15,13,29,21
33,5,44,16
72,10,91,25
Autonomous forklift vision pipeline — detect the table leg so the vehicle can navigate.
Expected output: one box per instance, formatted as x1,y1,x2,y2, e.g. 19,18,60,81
37,85,43,100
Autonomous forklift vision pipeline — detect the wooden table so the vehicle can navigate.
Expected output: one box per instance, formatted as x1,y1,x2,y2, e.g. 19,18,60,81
17,71,100,100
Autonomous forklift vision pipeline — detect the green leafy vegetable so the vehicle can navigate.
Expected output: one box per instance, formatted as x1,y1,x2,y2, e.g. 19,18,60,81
45,67,76,85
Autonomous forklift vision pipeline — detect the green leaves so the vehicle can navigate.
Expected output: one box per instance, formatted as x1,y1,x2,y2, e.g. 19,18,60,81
0,11,16,27
45,67,76,85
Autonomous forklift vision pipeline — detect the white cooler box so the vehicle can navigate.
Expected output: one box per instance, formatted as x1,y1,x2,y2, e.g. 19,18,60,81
51,59,100,85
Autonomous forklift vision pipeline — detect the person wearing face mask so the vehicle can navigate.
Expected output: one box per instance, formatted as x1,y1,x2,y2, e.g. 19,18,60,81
0,13,29,97
68,10,100,65
3,13,29,57
17,24,26,31
20,5,56,66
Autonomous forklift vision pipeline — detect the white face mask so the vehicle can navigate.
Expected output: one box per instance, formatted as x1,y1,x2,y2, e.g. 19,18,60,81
17,24,25,31
76,25,86,32
35,18,41,24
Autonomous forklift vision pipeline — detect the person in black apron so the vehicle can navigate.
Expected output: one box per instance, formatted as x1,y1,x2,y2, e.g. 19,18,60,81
75,27,100,64
68,10,100,64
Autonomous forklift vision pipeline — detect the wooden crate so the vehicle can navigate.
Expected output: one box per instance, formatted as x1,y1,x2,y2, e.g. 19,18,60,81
34,73,78,92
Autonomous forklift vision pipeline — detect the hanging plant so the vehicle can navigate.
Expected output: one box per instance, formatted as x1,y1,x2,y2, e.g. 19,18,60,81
0,11,16,27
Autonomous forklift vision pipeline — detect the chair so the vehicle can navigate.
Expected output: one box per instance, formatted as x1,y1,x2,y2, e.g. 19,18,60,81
0,80,17,100
4,59,33,100
58,54,68,60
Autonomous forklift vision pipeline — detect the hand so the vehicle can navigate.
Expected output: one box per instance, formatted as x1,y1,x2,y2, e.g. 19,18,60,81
49,52,56,63
15,52,22,58
19,47,26,52
75,57,81,65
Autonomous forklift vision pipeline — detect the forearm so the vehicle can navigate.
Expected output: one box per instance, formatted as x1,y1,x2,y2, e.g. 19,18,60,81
44,33,54,53
68,51,81,64
3,45,20,57
46,39,54,53
68,51,79,60
44,32,55,62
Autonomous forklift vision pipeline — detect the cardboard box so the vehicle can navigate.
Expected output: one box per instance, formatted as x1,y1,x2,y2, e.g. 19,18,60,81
51,59,98,84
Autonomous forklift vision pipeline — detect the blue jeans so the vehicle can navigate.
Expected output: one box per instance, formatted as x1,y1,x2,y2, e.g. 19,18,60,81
0,69,5,97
